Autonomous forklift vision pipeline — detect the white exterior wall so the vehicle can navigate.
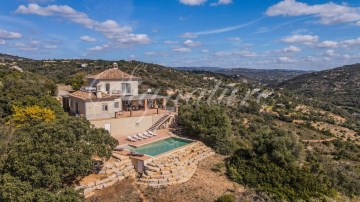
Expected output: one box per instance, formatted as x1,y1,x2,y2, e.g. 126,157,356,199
88,79,139,96
68,98,86,115
85,99,122,120
90,114,164,138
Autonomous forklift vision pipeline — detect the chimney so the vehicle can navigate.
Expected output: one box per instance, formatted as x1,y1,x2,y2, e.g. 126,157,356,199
96,84,102,98
113,62,118,69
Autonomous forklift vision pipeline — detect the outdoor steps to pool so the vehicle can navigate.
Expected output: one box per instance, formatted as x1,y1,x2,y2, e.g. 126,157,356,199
137,142,215,187
148,113,174,132
76,151,137,198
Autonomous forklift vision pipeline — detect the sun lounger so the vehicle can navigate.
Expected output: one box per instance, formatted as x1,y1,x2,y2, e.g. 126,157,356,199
137,133,148,139
143,132,152,138
148,131,157,136
126,136,137,142
132,135,142,140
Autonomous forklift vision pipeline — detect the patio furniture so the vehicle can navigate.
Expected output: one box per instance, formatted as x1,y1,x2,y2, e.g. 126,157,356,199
148,131,157,136
143,132,152,138
132,135,143,140
137,133,148,139
126,136,137,142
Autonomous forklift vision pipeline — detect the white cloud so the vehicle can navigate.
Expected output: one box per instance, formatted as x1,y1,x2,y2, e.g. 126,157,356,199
15,40,57,51
317,40,338,48
341,37,360,47
173,47,192,53
0,39,6,45
144,52,167,56
180,32,198,38
183,39,201,47
211,0,233,6
215,50,257,57
15,40,40,51
26,0,54,3
266,0,360,25
201,49,209,53
323,49,336,57
179,0,207,6
226,37,240,41
87,46,104,52
80,35,97,42
277,56,296,63
282,45,301,53
281,34,319,45
0,29,22,39
164,40,178,44
180,18,263,38
43,45,57,49
16,4,150,46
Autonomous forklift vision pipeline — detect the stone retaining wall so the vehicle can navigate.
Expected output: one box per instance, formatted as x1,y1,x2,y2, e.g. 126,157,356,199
137,142,215,187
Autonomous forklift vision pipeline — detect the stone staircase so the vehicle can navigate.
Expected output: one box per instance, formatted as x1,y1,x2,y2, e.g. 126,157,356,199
76,151,137,198
148,113,174,132
137,142,215,187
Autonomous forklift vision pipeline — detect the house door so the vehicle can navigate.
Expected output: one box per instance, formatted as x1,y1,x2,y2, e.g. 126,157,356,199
75,102,80,114
104,123,111,132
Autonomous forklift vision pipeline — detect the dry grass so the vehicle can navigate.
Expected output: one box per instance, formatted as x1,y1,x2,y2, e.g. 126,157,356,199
139,155,245,202
87,155,245,202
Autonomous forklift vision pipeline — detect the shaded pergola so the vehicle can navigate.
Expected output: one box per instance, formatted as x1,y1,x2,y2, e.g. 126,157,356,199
115,94,167,117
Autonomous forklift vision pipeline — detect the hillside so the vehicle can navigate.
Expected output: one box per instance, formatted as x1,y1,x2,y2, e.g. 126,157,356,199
175,66,312,85
1,59,249,95
279,64,360,114
1,56,360,201
217,68,312,85
0,53,31,62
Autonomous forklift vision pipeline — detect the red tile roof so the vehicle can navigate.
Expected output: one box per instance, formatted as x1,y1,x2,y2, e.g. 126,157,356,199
87,68,140,80
68,91,120,101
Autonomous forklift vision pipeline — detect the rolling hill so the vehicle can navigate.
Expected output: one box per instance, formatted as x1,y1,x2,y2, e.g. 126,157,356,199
174,66,312,85
279,63,360,114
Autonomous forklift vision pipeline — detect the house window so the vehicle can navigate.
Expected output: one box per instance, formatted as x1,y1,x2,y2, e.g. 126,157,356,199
70,99,74,108
105,83,110,93
122,83,131,94
102,104,108,111
114,102,119,108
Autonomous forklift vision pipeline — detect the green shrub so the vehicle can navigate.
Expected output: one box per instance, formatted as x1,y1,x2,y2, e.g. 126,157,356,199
216,194,236,202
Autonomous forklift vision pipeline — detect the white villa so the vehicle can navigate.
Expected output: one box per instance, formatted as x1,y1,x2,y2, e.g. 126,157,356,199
62,63,169,138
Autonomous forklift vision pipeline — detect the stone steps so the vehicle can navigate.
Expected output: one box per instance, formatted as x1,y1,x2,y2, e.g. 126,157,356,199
137,142,215,187
77,152,137,198
148,114,173,132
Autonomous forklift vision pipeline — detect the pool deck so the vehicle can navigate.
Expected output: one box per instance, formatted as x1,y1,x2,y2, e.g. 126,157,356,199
117,129,172,147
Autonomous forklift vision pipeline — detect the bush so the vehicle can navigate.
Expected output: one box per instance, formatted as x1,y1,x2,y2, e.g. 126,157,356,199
216,194,236,202
178,104,235,155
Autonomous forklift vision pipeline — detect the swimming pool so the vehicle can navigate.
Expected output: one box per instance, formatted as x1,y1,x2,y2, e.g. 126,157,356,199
126,137,193,156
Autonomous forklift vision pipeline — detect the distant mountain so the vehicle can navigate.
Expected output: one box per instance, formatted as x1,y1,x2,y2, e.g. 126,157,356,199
0,53,31,62
279,64,360,114
174,66,224,72
216,68,313,85
174,66,312,85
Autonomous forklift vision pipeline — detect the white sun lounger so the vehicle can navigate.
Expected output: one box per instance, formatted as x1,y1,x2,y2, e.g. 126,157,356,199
126,136,137,142
148,131,157,136
137,133,148,139
143,132,152,138
132,135,142,140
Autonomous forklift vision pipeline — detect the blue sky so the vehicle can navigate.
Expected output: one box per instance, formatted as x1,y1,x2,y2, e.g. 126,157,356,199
1,0,360,70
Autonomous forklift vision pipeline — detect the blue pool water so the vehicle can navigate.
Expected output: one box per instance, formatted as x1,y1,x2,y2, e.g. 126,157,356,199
127,137,193,156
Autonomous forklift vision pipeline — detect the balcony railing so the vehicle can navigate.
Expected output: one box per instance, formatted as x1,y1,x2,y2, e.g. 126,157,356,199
80,86,96,92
